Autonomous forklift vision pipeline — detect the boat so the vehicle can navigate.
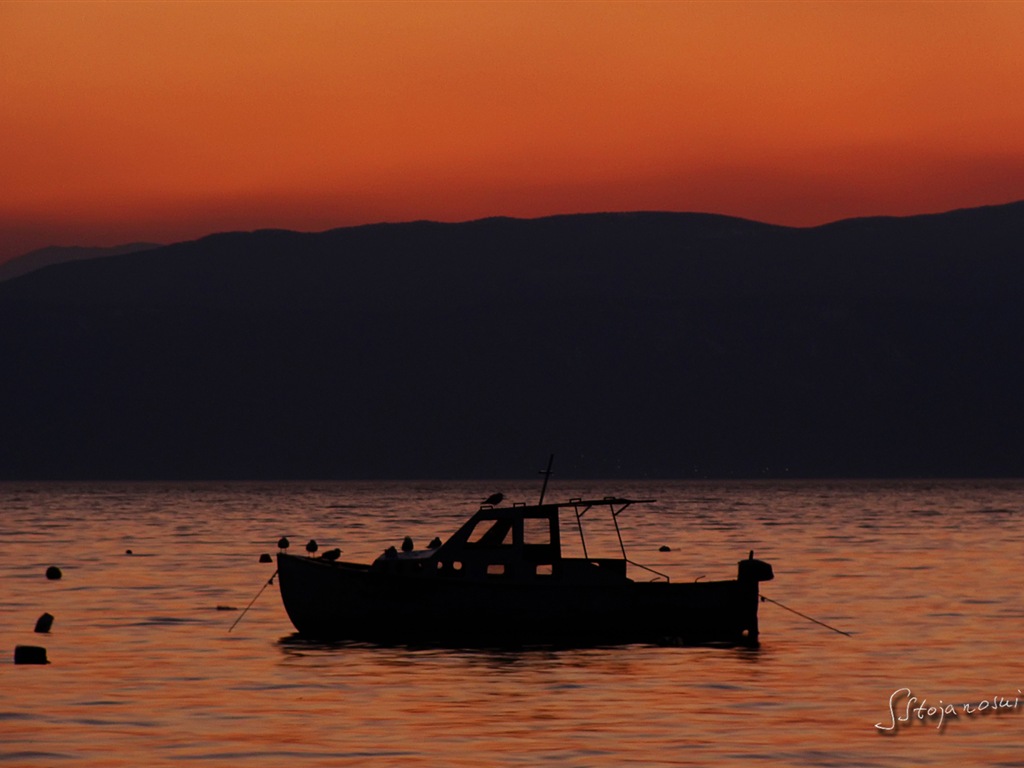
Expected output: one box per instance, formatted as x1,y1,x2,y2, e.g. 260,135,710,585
275,490,775,647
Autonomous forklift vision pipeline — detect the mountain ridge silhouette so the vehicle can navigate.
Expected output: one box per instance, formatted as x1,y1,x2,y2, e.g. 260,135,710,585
2,202,1022,479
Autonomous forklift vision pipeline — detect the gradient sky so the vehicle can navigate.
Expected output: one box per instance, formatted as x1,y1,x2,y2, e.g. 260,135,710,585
2,1,1023,262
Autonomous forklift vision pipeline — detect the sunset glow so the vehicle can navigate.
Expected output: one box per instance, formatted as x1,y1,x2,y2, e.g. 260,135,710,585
2,1,1023,261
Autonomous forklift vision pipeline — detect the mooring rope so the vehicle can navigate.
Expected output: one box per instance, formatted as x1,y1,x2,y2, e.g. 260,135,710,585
228,570,277,633
760,594,853,637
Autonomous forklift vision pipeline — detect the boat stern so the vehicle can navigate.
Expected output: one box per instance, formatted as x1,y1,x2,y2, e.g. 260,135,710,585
737,550,773,583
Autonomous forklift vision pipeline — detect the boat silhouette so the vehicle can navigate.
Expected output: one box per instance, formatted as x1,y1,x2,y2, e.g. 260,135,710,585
277,494,773,647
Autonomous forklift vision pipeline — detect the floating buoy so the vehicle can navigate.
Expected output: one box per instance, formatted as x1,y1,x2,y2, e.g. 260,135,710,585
259,553,272,563
14,645,48,665
125,549,133,555
45,566,62,580
34,613,54,634
659,545,671,552
216,605,238,611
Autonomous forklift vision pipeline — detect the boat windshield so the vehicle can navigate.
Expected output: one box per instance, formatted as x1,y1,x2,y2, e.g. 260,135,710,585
468,518,513,546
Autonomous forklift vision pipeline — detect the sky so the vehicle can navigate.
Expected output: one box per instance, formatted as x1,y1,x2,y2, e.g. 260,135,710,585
2,1,1024,263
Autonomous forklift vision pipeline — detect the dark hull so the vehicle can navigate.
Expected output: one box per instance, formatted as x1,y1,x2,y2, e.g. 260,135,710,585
277,553,762,647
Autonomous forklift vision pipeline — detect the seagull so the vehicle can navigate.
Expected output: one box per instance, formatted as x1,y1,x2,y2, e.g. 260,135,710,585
277,537,290,552
482,492,503,507
305,539,318,556
321,548,341,562
427,536,442,549
401,535,414,552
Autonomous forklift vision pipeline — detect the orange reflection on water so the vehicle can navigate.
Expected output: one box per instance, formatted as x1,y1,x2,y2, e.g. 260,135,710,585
3,481,1024,766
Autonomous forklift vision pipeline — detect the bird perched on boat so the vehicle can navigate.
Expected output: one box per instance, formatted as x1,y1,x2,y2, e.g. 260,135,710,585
321,548,341,562
305,539,318,556
482,492,503,507
277,536,289,551
401,535,414,552
427,536,442,549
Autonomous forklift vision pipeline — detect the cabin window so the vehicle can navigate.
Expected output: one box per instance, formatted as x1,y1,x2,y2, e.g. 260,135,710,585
535,564,553,576
523,516,552,546
468,518,513,546
486,564,506,576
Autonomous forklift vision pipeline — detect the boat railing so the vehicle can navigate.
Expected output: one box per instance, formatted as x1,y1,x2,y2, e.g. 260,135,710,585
569,497,670,583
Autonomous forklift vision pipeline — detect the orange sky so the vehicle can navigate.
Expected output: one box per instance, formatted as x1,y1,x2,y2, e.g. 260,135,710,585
2,1,1023,262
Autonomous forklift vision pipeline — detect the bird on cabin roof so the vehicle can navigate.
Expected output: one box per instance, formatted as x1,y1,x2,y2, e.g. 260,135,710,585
277,537,290,551
321,548,341,562
482,492,503,507
428,536,442,549
401,535,414,552
305,539,318,556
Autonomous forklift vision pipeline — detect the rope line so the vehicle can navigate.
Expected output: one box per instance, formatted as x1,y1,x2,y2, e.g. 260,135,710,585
761,594,853,637
229,570,277,633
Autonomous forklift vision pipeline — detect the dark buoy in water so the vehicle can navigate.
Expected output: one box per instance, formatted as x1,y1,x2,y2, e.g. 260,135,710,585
259,553,272,563
14,645,48,665
34,613,54,633
659,545,672,552
45,566,62,580
277,537,289,552
125,549,133,555
305,539,318,556
321,548,341,561
401,536,414,552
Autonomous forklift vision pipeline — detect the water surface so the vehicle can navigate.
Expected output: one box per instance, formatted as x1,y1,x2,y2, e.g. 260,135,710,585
3,480,1024,766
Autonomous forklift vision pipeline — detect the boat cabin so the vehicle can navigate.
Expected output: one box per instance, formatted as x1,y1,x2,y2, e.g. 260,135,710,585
372,497,657,584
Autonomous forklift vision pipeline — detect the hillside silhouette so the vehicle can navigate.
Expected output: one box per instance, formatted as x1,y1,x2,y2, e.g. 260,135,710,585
1,203,1022,479
0,242,161,282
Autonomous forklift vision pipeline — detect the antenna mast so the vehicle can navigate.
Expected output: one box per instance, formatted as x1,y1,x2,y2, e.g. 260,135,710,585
538,454,554,505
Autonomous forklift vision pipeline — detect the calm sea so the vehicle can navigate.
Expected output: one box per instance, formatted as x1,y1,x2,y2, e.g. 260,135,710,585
3,479,1024,766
